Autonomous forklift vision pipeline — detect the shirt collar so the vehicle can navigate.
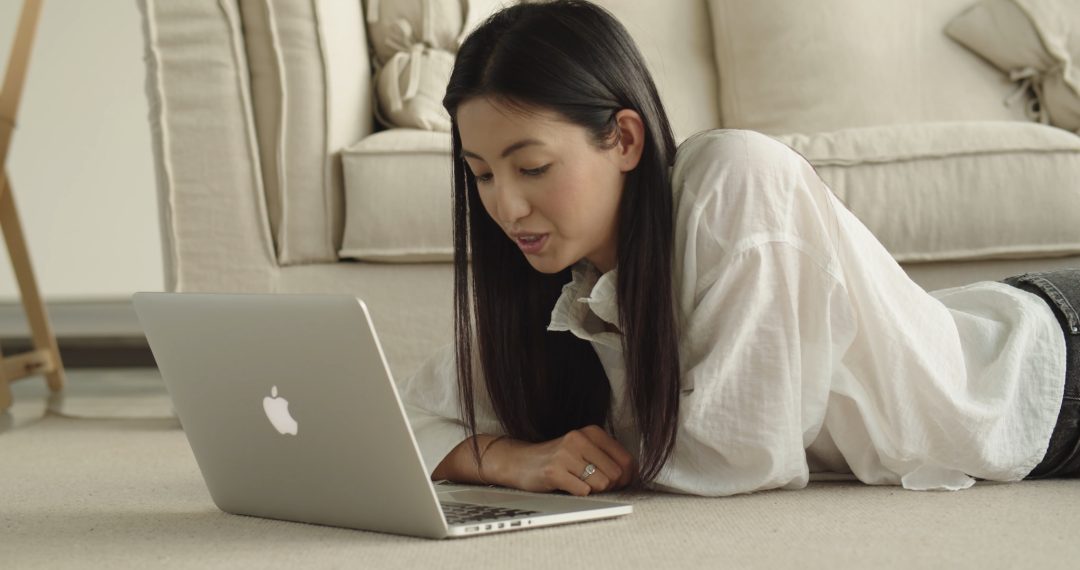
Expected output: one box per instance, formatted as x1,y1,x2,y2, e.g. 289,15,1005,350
546,258,695,394
547,258,621,339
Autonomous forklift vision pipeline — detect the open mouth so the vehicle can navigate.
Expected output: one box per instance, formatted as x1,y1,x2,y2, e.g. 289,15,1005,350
516,234,549,253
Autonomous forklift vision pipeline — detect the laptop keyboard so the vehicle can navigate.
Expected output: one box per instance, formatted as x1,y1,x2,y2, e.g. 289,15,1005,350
440,502,540,525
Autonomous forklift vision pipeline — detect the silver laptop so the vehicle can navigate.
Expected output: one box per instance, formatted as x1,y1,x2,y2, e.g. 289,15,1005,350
132,291,632,539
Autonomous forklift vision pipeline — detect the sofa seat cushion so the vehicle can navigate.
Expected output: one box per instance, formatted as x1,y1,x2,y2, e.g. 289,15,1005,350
339,128,455,262
772,122,1080,263
341,123,1080,265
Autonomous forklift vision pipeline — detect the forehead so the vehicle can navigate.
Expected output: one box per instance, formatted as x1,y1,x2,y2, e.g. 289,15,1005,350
457,97,571,158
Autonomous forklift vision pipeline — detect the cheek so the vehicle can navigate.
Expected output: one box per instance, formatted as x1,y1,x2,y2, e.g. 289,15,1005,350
474,186,506,225
543,181,587,230
550,174,613,230
489,178,568,218
476,190,495,218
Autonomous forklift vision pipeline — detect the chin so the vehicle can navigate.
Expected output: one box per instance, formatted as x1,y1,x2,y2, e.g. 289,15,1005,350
526,259,564,275
524,253,573,275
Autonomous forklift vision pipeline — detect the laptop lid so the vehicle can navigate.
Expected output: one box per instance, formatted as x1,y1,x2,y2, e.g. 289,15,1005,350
134,291,632,539
133,291,451,538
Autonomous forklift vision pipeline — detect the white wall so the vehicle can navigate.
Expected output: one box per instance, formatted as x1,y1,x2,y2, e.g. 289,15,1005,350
0,0,163,304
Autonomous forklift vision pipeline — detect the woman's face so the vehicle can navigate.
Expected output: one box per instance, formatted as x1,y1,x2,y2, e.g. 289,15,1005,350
456,96,644,274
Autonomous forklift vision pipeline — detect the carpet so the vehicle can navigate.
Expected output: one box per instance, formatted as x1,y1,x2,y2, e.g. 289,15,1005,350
2,370,1077,569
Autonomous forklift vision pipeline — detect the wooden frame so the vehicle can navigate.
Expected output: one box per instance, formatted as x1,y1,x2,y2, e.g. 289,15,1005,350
0,0,66,410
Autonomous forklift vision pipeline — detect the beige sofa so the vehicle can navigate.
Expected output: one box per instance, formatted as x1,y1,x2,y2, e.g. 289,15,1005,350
136,0,1080,387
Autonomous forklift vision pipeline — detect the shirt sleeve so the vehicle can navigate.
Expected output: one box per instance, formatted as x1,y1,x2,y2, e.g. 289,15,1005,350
396,341,503,480
650,239,853,497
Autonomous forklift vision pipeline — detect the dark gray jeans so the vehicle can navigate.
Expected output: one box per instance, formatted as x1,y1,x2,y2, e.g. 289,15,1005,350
998,269,1080,479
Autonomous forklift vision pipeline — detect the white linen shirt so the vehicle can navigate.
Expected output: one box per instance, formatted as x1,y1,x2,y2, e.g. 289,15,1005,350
398,129,1067,496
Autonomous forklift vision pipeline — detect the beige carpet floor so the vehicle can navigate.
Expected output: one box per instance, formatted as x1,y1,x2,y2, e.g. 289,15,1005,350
2,368,1078,569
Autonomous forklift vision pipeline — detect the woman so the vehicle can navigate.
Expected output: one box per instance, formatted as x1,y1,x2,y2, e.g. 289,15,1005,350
399,0,1080,497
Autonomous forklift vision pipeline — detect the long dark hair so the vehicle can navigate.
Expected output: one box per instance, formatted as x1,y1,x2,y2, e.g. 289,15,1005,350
442,0,681,487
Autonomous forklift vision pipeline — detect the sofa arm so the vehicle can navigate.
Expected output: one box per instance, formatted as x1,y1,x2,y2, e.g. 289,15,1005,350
137,0,279,293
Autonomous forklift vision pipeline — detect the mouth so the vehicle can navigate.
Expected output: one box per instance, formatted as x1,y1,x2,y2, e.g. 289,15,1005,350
515,233,549,253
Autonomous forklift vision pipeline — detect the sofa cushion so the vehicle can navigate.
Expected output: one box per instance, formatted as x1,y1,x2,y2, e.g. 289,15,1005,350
341,124,1080,265
578,0,722,143
374,46,456,131
364,0,463,68
946,0,1080,133
365,0,509,132
772,122,1080,263
339,129,455,262
238,0,373,265
706,0,1029,134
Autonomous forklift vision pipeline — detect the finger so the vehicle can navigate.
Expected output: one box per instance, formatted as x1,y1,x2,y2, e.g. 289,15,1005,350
552,466,594,497
580,425,635,486
579,450,622,490
575,460,612,493
580,425,634,469
562,429,621,485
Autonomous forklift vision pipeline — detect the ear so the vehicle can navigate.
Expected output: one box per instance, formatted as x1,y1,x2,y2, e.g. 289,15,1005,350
613,108,646,173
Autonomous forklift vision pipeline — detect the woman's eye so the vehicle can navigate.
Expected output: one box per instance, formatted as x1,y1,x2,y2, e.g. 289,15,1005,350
523,165,551,177
473,165,550,184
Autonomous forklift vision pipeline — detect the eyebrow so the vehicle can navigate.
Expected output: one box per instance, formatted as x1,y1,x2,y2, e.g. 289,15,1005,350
460,138,545,161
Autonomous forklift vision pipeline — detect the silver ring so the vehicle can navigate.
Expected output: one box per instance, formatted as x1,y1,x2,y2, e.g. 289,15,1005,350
580,463,597,481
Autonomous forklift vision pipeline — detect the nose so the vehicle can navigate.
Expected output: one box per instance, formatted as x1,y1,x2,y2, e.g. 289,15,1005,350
492,180,531,228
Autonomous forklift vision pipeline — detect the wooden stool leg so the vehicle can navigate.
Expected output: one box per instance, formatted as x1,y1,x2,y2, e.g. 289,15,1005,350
0,171,65,410
0,0,62,412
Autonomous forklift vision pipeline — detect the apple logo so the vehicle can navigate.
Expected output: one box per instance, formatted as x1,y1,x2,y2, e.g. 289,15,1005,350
263,385,298,436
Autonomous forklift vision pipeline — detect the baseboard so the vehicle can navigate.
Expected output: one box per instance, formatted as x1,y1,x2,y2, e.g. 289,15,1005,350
0,336,154,368
0,299,152,368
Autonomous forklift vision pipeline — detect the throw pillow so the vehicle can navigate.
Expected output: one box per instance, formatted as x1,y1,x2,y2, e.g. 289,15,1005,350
365,0,463,67
375,46,456,131
946,0,1080,133
365,0,510,132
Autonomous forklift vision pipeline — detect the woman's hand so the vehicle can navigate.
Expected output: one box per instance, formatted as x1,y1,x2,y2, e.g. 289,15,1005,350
487,425,637,496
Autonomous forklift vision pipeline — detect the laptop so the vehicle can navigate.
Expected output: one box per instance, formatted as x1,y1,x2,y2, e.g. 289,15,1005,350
132,291,632,539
